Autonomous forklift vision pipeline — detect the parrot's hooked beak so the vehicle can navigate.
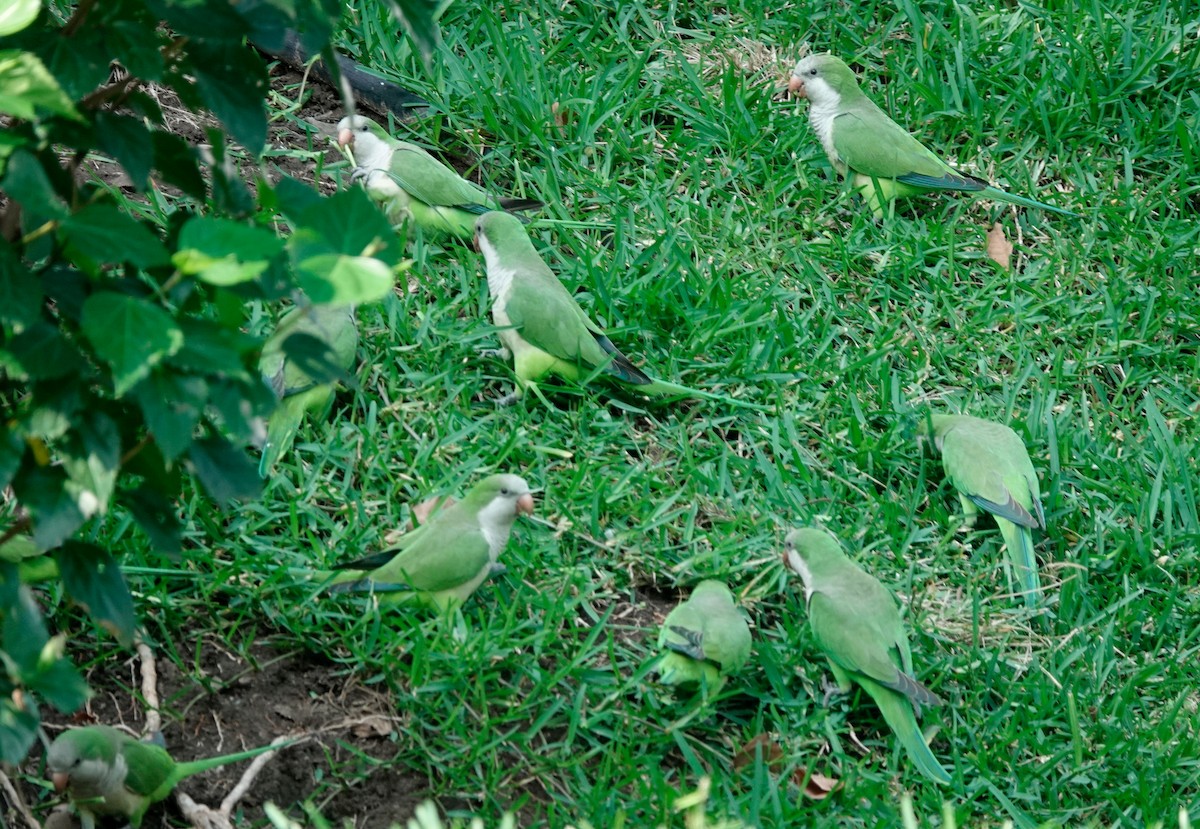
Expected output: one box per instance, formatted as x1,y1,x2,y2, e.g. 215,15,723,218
51,772,69,793
516,492,535,516
337,128,354,148
787,75,807,98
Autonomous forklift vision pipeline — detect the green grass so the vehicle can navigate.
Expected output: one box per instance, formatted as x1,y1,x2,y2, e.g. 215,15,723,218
42,0,1200,826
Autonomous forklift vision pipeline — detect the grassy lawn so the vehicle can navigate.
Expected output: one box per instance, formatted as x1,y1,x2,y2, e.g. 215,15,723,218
44,0,1200,827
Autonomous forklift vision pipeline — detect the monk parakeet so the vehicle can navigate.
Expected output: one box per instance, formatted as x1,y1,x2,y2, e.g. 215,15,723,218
917,412,1046,608
474,212,760,408
258,303,359,477
336,115,542,240
47,725,282,829
657,579,752,693
320,473,534,613
782,527,951,785
787,54,1078,218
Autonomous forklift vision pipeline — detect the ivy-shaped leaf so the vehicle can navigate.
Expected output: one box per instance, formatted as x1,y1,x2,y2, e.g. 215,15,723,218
80,293,183,396
53,541,137,646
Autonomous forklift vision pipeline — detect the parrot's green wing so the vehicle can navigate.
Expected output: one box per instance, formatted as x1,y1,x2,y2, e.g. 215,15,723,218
809,591,906,688
940,433,1043,529
504,278,654,386
339,523,491,594
390,144,497,212
118,739,177,799
834,109,987,192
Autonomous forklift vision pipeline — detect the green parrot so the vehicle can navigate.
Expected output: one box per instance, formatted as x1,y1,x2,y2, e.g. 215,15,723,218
474,212,761,408
258,302,359,477
782,527,951,785
46,725,282,829
336,115,542,240
787,54,1079,218
917,412,1046,608
657,579,752,693
320,473,535,613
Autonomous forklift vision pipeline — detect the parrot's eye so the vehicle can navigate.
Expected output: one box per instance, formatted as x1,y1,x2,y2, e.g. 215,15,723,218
500,487,510,495
807,68,818,76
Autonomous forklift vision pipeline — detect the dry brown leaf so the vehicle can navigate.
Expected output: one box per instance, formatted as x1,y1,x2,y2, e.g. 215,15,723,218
797,768,841,801
986,221,1013,270
732,733,784,773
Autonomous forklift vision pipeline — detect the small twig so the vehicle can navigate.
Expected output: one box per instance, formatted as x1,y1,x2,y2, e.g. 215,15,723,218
0,768,41,829
219,735,305,815
137,639,162,734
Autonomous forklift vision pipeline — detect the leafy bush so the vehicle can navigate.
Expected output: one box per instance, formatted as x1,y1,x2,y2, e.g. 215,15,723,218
0,0,419,759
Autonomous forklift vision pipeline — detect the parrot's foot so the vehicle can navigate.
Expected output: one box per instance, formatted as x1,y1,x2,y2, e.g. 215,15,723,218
477,346,511,360
486,563,508,578
495,390,522,407
349,166,370,184
820,676,845,707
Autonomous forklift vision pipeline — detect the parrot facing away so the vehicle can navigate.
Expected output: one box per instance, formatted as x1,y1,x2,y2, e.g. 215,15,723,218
258,302,359,477
657,579,752,693
474,212,762,408
46,725,283,829
917,412,1046,609
318,473,535,613
786,54,1079,218
337,115,543,240
782,527,952,785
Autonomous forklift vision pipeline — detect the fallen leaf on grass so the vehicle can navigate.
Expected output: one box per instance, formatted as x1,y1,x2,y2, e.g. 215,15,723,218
733,733,841,800
986,222,1013,270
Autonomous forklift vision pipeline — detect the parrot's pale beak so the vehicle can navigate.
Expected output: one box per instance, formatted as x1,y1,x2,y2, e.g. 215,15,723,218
516,493,535,516
51,772,69,793
337,128,354,148
787,76,806,98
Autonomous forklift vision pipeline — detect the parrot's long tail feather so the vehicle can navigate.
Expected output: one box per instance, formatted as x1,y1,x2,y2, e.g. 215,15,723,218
638,378,770,412
861,677,952,785
175,740,290,780
983,186,1080,218
999,518,1042,609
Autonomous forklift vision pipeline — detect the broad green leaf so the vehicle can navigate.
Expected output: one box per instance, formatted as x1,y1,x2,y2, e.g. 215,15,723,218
168,316,255,377
1,148,69,222
3,322,87,380
173,216,284,285
61,411,120,517
270,175,323,228
80,293,183,396
61,204,170,270
40,28,108,99
388,0,446,69
53,541,137,646
280,331,357,387
124,484,182,555
0,0,40,36
0,426,23,491
152,131,206,199
294,250,395,305
208,376,275,443
25,646,89,711
187,42,267,153
10,466,85,560
0,240,41,328
0,49,80,120
0,699,39,764
187,435,261,505
132,371,207,459
296,187,401,262
147,0,249,40
95,112,153,192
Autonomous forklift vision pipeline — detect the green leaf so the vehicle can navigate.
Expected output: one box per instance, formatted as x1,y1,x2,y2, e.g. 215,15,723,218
0,49,80,120
124,484,182,556
132,370,207,459
168,316,255,377
270,176,324,228
147,0,249,40
1,148,69,222
3,322,87,380
173,216,284,285
53,541,137,646
152,131,206,199
280,331,357,386
60,204,171,270
61,411,121,517
0,0,40,36
95,112,153,192
39,28,109,100
293,248,396,305
387,0,446,69
0,699,39,764
296,187,401,262
10,465,86,553
0,241,43,328
186,41,268,153
208,376,275,443
0,426,23,491
80,293,184,397
187,435,262,505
